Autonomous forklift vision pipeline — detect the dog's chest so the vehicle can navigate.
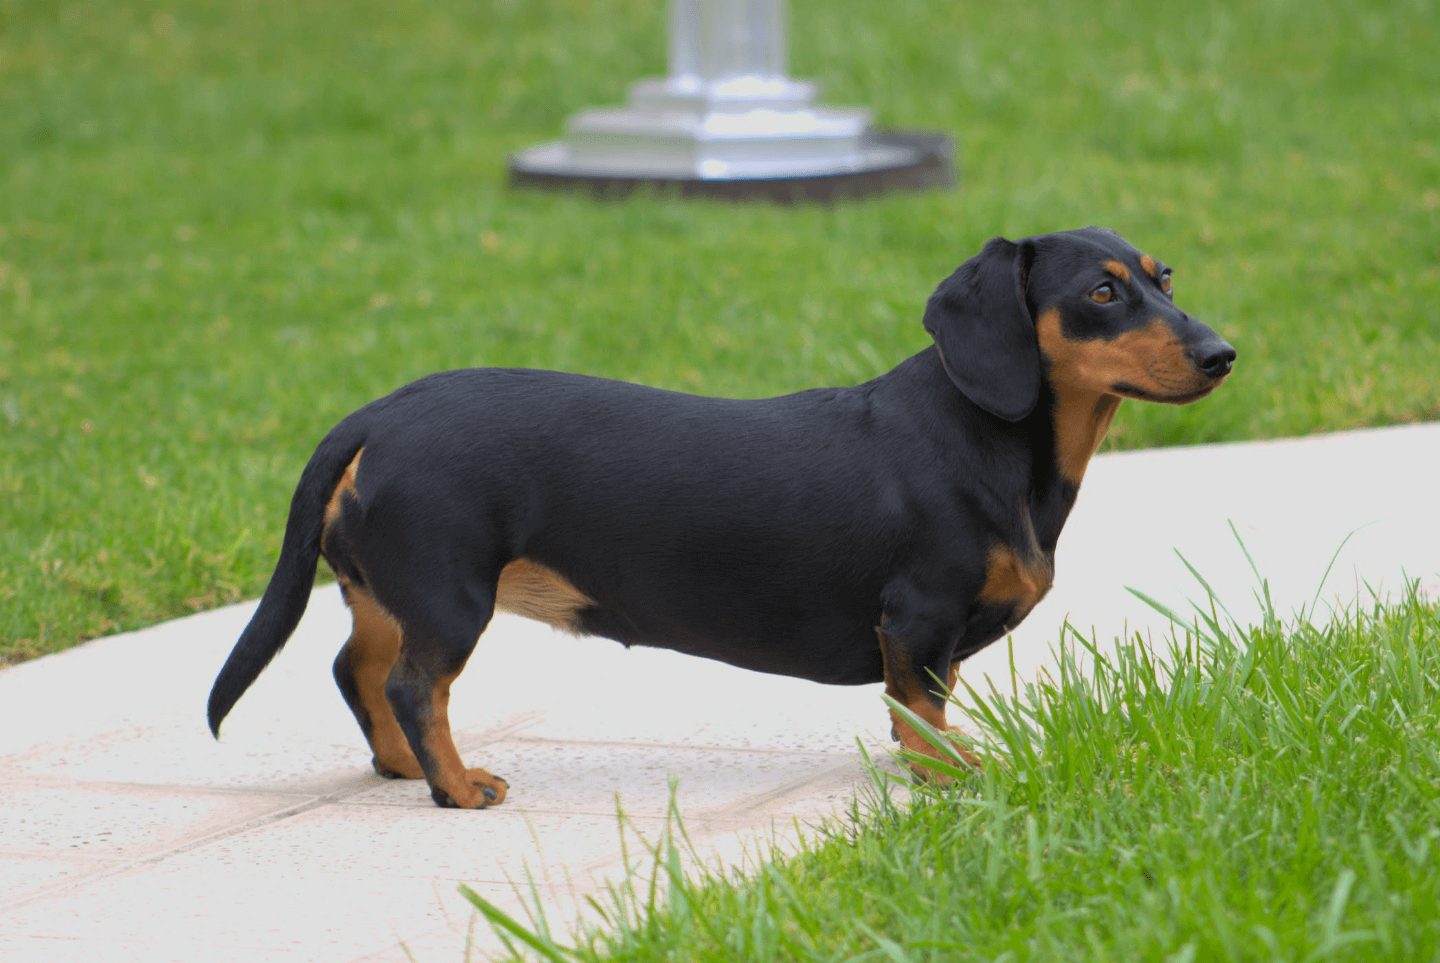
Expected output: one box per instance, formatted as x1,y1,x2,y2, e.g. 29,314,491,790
975,542,1054,629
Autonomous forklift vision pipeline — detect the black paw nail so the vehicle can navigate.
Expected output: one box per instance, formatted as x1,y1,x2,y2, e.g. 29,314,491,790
483,786,497,803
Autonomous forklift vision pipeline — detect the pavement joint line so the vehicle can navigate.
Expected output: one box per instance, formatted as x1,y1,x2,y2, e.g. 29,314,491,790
479,759,869,830
687,760,875,824
0,725,152,767
489,733,878,757
449,709,548,750
555,806,843,913
0,790,330,913
0,770,324,797
0,720,559,914
500,763,889,906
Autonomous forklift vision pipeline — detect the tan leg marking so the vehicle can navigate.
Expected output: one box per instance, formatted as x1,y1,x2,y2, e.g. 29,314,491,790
877,628,982,774
342,584,424,779
325,449,364,528
495,558,593,632
422,669,509,808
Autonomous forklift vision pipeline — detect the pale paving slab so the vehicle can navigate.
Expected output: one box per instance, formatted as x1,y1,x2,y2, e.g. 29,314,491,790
0,780,314,870
0,858,535,963
0,595,884,961
0,423,1436,962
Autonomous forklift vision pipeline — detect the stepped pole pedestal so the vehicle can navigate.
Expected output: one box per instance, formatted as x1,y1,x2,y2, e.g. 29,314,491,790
509,0,952,201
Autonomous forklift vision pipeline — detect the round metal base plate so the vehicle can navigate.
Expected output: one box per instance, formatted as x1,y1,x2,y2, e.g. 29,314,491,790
508,130,954,203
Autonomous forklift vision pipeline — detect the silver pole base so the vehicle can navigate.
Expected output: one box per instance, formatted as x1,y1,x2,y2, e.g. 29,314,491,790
516,72,900,181
510,128,953,203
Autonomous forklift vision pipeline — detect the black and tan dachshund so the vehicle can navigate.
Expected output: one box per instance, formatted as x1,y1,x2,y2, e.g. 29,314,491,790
208,227,1234,809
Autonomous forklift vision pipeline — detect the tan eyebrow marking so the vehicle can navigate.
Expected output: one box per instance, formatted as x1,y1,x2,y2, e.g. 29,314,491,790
1139,255,1158,278
1102,259,1130,283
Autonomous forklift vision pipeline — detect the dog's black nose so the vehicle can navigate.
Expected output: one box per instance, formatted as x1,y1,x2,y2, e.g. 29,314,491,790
1192,341,1236,379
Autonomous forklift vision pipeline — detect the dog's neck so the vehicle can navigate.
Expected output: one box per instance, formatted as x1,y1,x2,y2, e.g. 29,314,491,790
1046,383,1122,488
1016,379,1122,558
873,348,1119,556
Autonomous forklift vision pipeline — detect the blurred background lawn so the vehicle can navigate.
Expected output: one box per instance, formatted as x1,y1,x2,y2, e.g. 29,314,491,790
1,0,1436,659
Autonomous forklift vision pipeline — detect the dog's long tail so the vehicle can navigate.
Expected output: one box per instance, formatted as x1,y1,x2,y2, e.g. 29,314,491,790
207,417,368,737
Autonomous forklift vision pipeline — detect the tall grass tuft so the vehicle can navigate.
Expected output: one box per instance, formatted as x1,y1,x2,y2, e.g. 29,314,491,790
468,582,1440,961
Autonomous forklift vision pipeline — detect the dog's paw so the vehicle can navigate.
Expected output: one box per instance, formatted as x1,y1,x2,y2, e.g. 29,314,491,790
428,769,509,809
468,768,509,806
897,725,985,784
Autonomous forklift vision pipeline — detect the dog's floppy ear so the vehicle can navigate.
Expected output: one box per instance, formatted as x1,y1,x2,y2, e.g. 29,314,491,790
922,236,1040,421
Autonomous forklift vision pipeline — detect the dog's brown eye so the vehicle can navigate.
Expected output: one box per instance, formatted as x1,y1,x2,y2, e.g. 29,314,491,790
1090,284,1114,304
1161,272,1173,295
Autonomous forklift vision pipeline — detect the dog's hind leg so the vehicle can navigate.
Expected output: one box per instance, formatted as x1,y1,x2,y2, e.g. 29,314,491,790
320,446,507,807
383,588,509,810
332,581,425,780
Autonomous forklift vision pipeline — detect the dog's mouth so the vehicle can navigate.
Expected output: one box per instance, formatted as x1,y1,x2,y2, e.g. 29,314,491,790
1109,379,1222,405
1105,345,1233,405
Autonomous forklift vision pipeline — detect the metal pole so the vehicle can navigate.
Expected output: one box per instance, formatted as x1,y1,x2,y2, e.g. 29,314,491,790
671,0,785,84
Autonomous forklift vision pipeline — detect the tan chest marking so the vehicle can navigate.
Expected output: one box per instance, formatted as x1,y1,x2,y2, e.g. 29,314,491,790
1051,391,1121,485
495,559,593,633
978,543,1054,624
977,499,1053,625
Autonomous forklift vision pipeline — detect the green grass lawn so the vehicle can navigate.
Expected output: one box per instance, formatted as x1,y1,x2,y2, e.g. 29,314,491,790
469,585,1440,961
2,0,1437,655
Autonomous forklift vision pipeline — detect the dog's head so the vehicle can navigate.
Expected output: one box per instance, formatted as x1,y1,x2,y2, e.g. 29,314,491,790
922,227,1235,420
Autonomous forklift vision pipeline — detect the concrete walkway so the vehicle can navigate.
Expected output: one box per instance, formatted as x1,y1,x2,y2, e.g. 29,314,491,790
2,422,1437,962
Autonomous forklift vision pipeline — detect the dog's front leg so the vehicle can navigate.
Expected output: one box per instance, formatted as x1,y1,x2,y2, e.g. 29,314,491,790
875,625,983,777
